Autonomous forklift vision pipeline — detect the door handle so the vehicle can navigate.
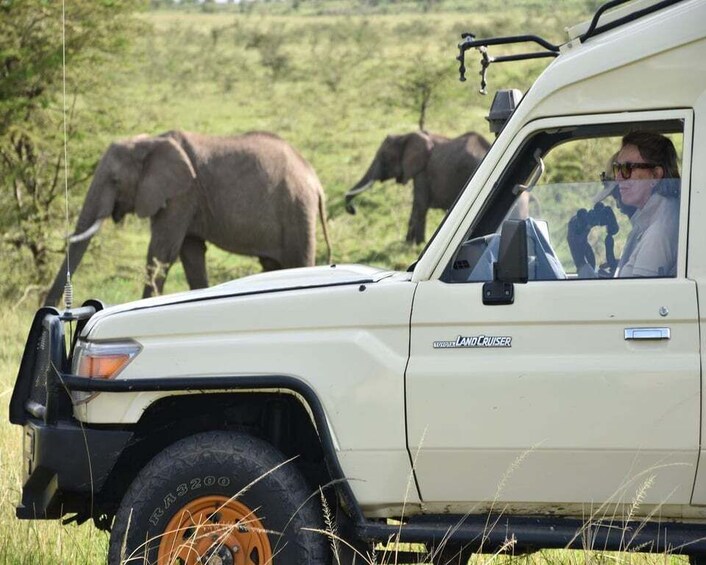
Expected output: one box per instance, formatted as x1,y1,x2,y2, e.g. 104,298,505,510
624,327,671,340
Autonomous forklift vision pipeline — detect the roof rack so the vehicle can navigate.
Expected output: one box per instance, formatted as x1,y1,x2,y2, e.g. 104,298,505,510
456,0,685,94
577,0,684,42
456,34,559,94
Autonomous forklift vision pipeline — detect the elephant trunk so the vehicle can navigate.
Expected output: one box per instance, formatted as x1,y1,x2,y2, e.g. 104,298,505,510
44,176,113,306
344,180,374,215
44,235,94,307
344,159,381,215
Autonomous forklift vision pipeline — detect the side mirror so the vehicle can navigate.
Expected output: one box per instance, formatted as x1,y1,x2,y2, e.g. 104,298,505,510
496,219,528,283
483,220,528,305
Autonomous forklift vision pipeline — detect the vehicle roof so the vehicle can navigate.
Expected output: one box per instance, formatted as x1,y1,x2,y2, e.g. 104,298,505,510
522,0,706,122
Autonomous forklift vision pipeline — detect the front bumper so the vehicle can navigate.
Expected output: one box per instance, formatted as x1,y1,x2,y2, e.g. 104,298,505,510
18,418,132,519
10,302,132,520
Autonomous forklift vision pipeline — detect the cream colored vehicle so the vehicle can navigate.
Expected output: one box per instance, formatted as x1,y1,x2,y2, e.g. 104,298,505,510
10,1,706,564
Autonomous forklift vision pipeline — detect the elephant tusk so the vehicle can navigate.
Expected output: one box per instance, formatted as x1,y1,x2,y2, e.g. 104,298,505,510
344,180,374,199
68,219,103,243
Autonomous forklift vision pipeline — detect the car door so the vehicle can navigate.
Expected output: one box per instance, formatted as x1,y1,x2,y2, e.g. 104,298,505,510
406,112,700,510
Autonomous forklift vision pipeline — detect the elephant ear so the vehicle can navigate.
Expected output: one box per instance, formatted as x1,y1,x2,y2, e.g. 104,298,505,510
134,137,196,218
401,131,434,184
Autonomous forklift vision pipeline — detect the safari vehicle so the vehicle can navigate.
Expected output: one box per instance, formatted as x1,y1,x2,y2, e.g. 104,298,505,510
9,0,706,563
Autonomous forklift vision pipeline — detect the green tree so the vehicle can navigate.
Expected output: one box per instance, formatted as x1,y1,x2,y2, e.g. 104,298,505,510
0,0,144,300
396,54,450,131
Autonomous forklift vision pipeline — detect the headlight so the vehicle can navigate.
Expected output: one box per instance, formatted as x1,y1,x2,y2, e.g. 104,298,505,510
72,340,142,379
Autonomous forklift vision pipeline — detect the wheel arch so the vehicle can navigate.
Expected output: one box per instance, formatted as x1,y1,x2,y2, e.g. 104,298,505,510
78,375,361,528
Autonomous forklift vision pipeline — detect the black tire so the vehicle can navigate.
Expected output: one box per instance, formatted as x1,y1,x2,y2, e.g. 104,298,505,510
108,430,329,565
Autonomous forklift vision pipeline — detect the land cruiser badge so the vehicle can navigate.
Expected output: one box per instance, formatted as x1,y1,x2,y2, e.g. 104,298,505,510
433,335,512,349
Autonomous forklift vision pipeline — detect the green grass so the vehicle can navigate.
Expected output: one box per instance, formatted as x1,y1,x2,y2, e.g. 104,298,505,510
0,306,110,564
0,2,693,563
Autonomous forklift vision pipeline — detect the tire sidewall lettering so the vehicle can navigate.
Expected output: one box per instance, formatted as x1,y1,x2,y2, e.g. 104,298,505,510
148,475,233,525
148,507,164,527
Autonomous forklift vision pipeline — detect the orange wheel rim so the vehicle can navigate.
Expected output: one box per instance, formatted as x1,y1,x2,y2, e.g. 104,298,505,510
157,495,272,565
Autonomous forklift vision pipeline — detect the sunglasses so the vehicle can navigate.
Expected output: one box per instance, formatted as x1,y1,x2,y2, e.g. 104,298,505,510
612,161,658,180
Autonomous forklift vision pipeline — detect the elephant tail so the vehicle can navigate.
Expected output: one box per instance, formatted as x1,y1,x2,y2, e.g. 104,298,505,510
318,190,333,264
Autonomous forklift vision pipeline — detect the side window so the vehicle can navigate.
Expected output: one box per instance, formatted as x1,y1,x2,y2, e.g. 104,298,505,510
442,123,683,283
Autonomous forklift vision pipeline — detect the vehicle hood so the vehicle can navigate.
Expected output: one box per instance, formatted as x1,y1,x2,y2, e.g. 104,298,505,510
211,263,393,295
85,264,405,328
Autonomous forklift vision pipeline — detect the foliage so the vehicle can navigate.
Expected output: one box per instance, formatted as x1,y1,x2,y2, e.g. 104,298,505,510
0,0,145,297
394,50,452,131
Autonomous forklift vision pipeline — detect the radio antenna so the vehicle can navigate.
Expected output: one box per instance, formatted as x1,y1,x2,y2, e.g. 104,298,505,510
61,0,73,310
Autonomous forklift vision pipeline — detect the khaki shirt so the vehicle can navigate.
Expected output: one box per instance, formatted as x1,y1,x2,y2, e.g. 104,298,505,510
615,192,679,278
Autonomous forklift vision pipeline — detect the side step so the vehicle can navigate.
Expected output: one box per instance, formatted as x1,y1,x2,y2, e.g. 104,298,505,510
358,514,706,558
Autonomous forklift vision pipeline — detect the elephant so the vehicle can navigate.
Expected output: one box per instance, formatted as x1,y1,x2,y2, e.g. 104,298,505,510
344,130,490,244
45,130,332,306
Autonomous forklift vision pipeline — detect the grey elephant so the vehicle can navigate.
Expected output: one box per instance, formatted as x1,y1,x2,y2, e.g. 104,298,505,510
345,130,490,244
46,130,332,306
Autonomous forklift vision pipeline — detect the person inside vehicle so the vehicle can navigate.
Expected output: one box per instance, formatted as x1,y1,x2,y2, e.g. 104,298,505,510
596,151,637,219
572,131,680,278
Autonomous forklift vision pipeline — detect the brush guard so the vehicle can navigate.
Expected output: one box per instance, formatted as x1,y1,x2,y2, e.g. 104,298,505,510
9,300,133,521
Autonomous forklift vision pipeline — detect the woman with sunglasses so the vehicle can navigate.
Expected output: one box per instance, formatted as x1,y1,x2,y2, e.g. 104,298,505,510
597,152,637,219
610,131,680,278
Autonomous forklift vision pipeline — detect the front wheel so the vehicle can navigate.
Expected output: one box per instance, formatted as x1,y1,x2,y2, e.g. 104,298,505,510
108,430,329,565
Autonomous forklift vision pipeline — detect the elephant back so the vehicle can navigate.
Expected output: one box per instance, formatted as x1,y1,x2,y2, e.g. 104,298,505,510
176,131,323,264
427,131,490,208
178,131,320,199
459,131,491,158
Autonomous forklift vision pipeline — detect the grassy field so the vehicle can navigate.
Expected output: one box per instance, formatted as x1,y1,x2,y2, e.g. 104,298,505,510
0,1,695,563
2,2,593,302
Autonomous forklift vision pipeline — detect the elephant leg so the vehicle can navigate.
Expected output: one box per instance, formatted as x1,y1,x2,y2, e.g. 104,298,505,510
406,178,430,244
143,253,173,298
144,245,176,298
262,210,316,271
259,256,282,271
180,235,208,289
143,213,189,298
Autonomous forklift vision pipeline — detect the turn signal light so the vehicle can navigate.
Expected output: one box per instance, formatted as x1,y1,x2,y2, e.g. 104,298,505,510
72,340,141,379
78,354,131,379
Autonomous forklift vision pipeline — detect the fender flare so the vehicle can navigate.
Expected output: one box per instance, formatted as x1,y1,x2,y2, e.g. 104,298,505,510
62,373,365,523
